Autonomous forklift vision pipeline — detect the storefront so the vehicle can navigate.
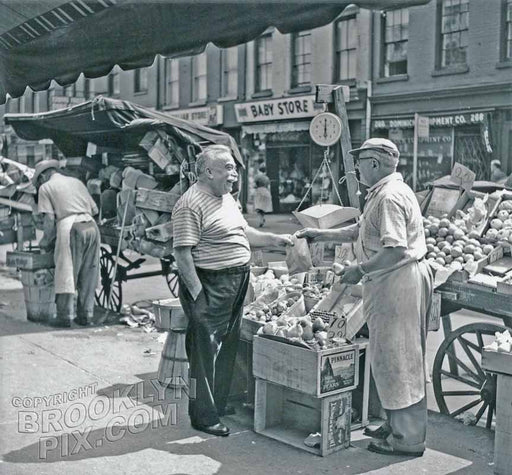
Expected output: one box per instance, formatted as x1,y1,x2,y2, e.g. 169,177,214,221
235,95,360,213
372,110,496,190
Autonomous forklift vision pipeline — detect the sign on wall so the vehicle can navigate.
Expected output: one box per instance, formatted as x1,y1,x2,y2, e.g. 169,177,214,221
166,104,223,126
235,95,321,123
373,112,488,130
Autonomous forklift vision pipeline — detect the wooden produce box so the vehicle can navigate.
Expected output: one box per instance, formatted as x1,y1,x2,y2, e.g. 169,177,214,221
253,335,359,398
6,250,54,270
482,349,512,475
254,379,351,457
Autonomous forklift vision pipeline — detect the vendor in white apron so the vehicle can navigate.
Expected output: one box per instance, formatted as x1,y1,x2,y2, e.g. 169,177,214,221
34,160,100,327
297,138,433,457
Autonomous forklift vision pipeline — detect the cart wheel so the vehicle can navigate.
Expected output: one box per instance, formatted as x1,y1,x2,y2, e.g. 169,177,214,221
95,247,123,312
433,322,507,429
165,264,179,298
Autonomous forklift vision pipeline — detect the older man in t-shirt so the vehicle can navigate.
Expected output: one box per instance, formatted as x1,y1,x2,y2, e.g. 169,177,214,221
172,145,292,437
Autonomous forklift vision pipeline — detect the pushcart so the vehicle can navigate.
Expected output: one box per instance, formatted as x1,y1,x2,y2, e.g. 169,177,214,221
5,96,244,312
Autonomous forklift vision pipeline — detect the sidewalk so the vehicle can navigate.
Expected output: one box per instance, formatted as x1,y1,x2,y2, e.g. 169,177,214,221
0,282,496,475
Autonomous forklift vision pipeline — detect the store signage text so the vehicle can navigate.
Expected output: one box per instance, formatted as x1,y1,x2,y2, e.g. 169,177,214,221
373,112,487,130
166,105,223,126
235,95,320,123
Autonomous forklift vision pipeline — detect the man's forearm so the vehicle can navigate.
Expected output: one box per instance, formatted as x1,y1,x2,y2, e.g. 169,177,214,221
245,227,284,248
316,223,359,243
360,246,406,274
39,214,56,250
173,247,202,300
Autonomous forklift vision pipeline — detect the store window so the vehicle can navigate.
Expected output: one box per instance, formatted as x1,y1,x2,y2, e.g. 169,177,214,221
191,52,207,102
164,58,179,107
502,0,512,61
220,47,238,98
134,68,148,94
382,8,409,76
335,16,358,81
438,0,469,68
108,67,120,96
291,31,312,88
255,34,273,92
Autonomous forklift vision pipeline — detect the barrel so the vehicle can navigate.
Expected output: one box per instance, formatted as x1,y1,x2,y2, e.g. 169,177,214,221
157,329,188,388
152,298,188,331
20,268,57,323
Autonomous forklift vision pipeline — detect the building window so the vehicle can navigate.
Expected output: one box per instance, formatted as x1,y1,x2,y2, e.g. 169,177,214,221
108,68,120,96
291,31,312,88
255,34,272,92
164,58,179,106
84,78,91,100
220,47,238,98
335,17,358,81
63,83,76,97
439,0,469,68
382,9,409,76
191,52,207,102
134,68,148,93
503,0,512,60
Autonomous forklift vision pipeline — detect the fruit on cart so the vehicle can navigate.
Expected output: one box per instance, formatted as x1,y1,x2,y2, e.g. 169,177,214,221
331,262,345,276
490,218,504,230
312,316,326,332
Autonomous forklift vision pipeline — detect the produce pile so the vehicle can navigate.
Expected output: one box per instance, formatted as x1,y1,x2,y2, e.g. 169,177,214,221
485,330,512,353
482,199,512,245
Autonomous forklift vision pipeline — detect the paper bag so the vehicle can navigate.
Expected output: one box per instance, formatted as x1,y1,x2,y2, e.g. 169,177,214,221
286,236,313,275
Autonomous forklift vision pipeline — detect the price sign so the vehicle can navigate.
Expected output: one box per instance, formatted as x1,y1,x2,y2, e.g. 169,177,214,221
450,163,476,191
335,244,355,265
327,315,347,340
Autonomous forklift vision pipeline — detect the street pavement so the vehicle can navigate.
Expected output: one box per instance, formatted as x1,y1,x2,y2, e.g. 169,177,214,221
0,215,499,474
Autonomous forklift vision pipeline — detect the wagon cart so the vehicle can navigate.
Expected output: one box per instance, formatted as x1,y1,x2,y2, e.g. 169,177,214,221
420,178,512,429
4,96,244,312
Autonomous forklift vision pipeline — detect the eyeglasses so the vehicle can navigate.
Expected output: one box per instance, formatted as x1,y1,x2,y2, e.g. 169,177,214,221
354,156,376,167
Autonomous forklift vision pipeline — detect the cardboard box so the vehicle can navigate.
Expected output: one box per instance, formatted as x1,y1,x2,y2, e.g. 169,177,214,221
253,335,359,397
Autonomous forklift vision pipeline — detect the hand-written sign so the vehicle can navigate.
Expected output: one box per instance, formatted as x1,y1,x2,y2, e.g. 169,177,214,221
327,315,347,340
334,244,355,264
451,163,476,191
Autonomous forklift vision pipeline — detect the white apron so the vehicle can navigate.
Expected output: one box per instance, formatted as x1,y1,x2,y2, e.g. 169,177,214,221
54,214,92,294
360,257,433,410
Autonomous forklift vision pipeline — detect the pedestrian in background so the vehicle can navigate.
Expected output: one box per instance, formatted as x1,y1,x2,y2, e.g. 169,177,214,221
172,145,293,437
490,159,506,182
253,165,273,227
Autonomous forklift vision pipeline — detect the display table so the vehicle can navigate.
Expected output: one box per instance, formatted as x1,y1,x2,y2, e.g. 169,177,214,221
481,350,512,475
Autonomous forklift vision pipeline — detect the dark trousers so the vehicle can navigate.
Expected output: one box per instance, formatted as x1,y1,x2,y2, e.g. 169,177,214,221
178,264,250,426
56,221,100,322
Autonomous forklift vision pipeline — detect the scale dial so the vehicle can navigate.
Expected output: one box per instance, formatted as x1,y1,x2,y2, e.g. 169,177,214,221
309,112,343,147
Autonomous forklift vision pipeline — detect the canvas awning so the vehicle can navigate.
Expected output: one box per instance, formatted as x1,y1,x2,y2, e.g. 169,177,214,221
3,95,244,165
0,0,430,104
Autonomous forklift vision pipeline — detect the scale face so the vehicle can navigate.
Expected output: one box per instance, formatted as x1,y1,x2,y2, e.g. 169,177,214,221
309,112,342,147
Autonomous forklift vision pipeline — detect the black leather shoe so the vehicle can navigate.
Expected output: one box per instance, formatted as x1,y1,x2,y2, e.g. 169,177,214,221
191,422,230,437
368,440,424,457
363,424,391,440
217,405,236,416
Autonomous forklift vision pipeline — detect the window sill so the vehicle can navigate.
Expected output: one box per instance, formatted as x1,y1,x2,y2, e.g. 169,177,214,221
431,65,469,77
188,99,207,107
217,95,238,103
162,104,180,110
335,79,357,87
134,91,148,96
496,61,512,69
251,90,273,99
375,74,409,84
287,85,312,95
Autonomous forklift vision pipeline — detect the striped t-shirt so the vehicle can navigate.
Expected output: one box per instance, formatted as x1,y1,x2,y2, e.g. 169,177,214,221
172,184,251,270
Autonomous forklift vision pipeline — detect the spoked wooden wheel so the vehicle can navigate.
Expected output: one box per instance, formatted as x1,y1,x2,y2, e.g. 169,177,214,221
433,322,507,429
165,263,179,298
95,247,123,312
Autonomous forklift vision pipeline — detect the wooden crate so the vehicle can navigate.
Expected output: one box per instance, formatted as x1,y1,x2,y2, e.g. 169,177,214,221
253,336,359,397
254,378,351,456
481,350,512,475
6,251,54,270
